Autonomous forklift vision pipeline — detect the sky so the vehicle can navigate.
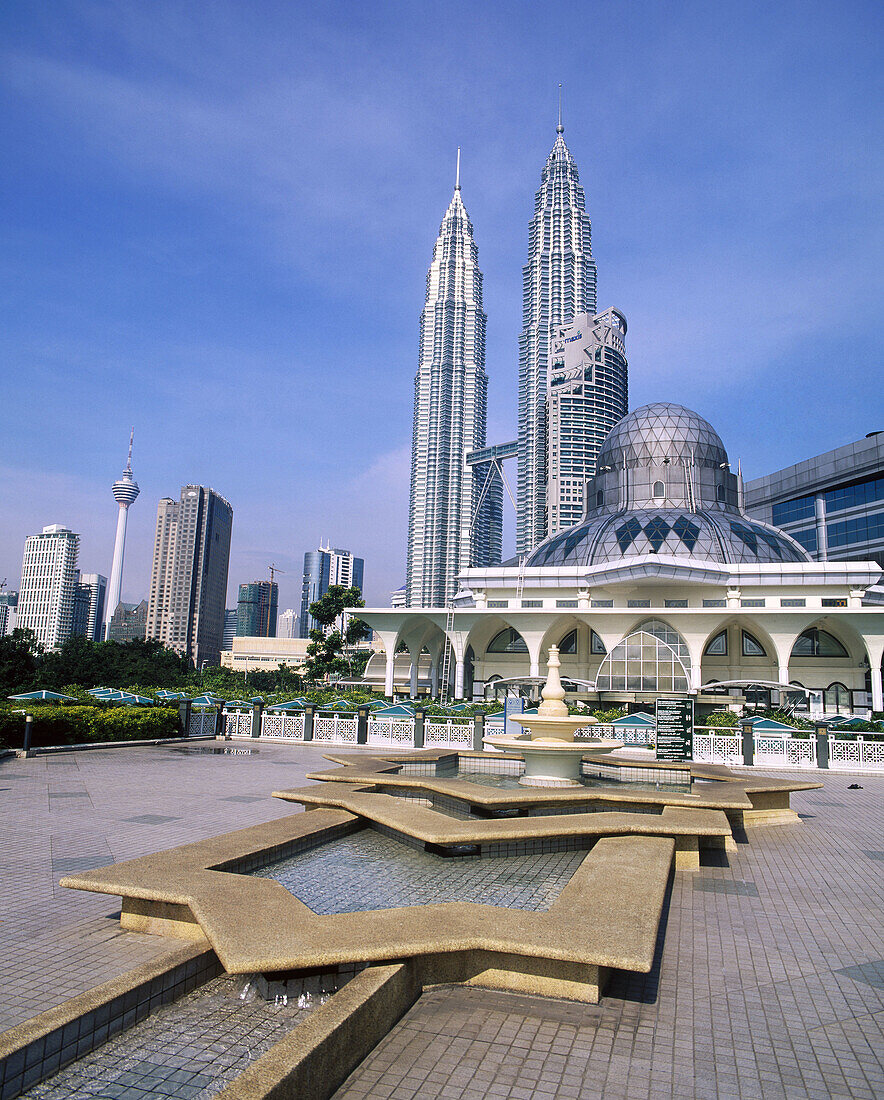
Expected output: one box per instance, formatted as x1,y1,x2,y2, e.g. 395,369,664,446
1,0,882,614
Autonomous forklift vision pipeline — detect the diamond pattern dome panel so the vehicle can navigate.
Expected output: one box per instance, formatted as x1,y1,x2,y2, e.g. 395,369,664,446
596,402,728,470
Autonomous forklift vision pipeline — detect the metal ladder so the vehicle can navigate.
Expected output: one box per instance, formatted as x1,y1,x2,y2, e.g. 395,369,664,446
438,605,454,703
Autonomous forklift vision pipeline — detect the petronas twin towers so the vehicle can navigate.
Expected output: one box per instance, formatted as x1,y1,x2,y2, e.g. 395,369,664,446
406,114,627,607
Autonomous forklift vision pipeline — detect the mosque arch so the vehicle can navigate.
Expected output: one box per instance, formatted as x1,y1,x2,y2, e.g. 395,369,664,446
595,628,691,693
824,681,850,713
486,627,529,654
791,628,849,659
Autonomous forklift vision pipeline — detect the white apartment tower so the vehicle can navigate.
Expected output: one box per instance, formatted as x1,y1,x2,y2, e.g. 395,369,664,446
146,486,233,666
547,308,628,535
406,154,501,608
517,113,598,555
17,525,80,650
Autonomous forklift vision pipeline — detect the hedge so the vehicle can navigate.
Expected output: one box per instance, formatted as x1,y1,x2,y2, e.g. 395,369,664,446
0,706,182,749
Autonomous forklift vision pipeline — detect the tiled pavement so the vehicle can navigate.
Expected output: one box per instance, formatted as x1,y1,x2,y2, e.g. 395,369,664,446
0,740,339,1030
1,746,883,1098
332,771,884,1099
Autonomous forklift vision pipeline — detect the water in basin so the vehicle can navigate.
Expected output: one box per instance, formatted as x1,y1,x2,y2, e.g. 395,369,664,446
250,829,586,913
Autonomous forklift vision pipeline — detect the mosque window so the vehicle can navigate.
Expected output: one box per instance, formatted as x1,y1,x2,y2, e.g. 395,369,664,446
596,490,604,507
791,628,848,658
595,628,690,693
716,485,726,502
824,682,850,712
741,631,767,657
704,631,728,657
653,481,665,498
559,629,578,654
590,630,607,655
487,628,528,654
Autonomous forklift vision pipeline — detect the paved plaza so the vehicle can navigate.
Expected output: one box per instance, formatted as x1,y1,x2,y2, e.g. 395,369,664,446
1,742,882,1099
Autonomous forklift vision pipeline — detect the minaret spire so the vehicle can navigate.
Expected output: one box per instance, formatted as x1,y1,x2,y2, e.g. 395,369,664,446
455,147,461,191
557,83,564,134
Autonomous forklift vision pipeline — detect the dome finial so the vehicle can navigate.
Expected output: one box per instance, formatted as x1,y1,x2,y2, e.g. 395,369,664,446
557,83,564,134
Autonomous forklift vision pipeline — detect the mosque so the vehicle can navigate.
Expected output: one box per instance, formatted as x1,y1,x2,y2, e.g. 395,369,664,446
359,404,884,719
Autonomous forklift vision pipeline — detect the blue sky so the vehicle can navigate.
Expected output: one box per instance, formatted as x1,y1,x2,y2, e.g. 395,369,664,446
1,0,881,612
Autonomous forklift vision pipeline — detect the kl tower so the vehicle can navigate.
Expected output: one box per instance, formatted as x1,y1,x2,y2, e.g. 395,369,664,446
103,430,140,640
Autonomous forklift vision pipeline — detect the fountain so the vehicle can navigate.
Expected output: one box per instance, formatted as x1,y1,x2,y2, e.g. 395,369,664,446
482,645,622,786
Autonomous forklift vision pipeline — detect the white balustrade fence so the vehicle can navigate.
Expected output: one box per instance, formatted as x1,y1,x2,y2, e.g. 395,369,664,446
692,733,742,766
424,719,474,748
188,709,218,737
313,715,358,743
828,736,884,771
221,711,251,738
261,713,305,741
753,734,817,768
367,718,415,746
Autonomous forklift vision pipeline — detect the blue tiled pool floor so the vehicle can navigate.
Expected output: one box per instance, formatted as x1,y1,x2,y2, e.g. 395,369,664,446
251,829,586,913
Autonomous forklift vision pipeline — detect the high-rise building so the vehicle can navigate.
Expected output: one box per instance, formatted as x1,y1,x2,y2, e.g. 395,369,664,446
17,524,80,650
236,581,278,638
146,486,233,666
517,114,598,555
106,600,148,644
0,590,18,637
406,154,501,608
299,544,364,636
277,608,299,639
547,308,628,535
103,431,140,640
72,572,107,642
222,608,238,651
745,432,884,569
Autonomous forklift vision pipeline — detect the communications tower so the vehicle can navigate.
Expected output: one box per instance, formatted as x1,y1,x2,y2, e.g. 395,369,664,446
103,430,140,639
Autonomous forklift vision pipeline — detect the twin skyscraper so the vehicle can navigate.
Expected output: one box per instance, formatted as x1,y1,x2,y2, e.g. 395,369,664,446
406,113,629,608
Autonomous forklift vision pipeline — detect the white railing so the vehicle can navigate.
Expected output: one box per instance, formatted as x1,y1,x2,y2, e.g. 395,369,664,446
261,713,305,741
829,736,884,770
692,733,742,765
367,718,415,746
424,719,474,748
753,734,817,768
189,709,218,737
221,711,251,738
313,715,358,743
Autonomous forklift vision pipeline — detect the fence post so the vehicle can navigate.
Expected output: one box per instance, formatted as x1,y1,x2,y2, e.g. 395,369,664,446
414,707,425,749
180,700,192,737
356,705,369,745
739,719,755,767
472,713,485,752
815,724,830,769
303,705,315,742
251,701,263,739
23,714,33,755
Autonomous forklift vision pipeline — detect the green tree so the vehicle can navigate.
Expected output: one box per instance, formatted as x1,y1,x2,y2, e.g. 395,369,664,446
303,586,370,683
0,628,42,696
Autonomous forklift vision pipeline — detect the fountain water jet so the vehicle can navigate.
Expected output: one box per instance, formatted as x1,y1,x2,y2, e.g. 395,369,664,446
483,645,622,786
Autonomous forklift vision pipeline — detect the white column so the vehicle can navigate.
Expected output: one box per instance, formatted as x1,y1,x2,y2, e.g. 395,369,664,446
430,661,440,698
454,659,465,700
409,654,419,698
865,638,884,713
385,652,395,698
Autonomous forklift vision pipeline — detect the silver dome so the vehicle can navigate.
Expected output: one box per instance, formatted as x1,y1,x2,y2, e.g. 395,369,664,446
528,403,813,568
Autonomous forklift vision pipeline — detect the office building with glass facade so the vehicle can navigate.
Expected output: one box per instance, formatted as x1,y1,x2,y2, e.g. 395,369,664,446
745,432,884,569
236,581,278,638
17,525,80,651
299,545,364,636
72,572,107,642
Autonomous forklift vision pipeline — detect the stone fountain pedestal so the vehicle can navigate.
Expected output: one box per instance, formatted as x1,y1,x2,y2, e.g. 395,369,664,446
483,645,622,786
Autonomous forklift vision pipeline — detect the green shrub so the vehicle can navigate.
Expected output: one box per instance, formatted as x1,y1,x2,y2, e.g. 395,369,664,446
0,705,181,749
704,710,740,729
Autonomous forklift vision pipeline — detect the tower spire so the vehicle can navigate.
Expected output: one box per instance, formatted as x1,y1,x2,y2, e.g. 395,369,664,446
126,428,134,474
455,147,461,191
557,83,564,134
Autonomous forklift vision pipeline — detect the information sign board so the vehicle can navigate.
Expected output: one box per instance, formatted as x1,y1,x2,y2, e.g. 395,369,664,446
655,698,694,762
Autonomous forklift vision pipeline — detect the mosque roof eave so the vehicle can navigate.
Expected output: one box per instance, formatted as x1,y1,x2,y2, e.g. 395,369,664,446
459,556,883,591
